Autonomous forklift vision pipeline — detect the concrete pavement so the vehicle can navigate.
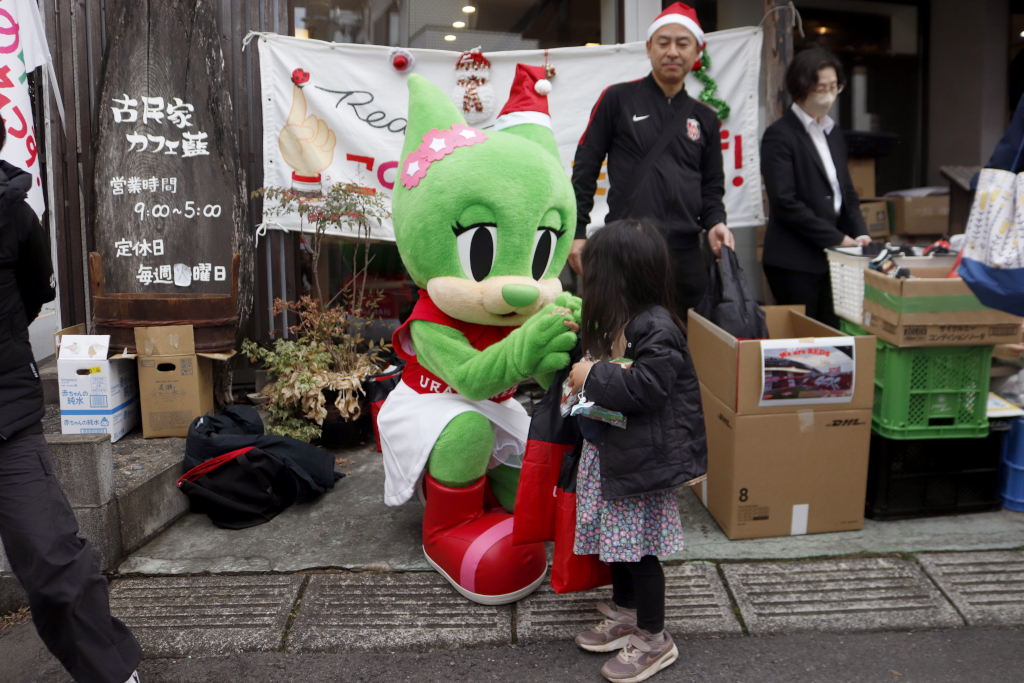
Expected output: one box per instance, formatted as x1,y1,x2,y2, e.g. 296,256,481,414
116,442,1024,576
6,617,1024,683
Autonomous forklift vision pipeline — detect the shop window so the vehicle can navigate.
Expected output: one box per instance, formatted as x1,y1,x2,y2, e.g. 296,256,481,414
409,0,603,51
293,1,366,43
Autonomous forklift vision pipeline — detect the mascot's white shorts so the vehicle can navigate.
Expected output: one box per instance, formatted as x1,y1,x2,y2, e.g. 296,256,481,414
378,380,530,507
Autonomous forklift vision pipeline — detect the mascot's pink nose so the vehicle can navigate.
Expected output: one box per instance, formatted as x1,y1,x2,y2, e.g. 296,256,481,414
502,284,539,308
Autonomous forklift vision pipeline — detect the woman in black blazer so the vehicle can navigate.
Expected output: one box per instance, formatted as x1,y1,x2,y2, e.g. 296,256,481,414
761,48,870,329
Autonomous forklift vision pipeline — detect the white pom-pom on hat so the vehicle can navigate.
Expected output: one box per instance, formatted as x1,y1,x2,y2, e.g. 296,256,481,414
534,79,552,95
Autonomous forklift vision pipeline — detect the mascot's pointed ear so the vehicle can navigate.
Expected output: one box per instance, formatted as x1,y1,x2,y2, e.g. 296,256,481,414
493,63,560,160
400,74,467,166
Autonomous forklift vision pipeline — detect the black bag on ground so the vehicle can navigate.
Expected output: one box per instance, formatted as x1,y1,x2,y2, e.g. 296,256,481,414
694,245,769,339
185,405,341,505
177,446,297,529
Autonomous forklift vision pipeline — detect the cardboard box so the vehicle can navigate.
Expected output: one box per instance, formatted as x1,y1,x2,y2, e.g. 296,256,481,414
891,195,950,235
688,306,876,416
696,384,870,540
848,158,875,198
862,266,1023,347
135,325,233,438
858,198,891,239
57,332,140,442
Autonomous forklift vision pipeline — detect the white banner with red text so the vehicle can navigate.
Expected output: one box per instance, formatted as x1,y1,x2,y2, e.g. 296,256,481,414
254,27,764,241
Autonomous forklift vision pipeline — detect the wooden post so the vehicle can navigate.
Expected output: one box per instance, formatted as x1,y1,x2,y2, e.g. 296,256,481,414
764,0,794,126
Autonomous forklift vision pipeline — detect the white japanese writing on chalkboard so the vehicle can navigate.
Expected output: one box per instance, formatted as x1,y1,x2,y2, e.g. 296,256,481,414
136,263,227,287
110,93,209,157
110,176,178,195
114,239,165,257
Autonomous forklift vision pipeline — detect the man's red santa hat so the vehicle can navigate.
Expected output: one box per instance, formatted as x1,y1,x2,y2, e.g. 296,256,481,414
647,2,706,69
493,63,555,131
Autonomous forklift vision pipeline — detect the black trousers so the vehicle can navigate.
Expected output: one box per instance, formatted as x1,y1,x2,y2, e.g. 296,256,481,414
763,264,841,330
671,244,709,325
610,555,665,633
0,426,141,683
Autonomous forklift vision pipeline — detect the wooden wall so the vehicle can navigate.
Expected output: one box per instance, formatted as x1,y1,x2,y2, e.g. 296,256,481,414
35,0,297,341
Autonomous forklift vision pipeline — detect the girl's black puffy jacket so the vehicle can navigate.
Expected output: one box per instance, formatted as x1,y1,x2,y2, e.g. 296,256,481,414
582,305,707,500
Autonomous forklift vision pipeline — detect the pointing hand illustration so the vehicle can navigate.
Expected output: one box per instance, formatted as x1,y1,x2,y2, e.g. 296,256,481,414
279,70,337,178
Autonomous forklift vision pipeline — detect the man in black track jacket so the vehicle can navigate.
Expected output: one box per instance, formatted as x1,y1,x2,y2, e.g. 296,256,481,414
570,3,734,319
0,122,142,683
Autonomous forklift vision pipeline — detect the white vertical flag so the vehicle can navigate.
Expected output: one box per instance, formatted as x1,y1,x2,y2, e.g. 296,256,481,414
0,0,53,216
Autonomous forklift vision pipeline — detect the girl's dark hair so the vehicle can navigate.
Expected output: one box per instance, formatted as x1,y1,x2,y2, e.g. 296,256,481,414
580,218,686,358
0,117,5,151
786,48,845,103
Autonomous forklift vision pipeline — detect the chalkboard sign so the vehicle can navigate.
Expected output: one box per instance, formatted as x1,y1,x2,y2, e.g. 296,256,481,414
93,0,248,305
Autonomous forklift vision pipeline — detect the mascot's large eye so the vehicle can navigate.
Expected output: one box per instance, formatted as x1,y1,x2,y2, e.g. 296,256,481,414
532,228,561,280
453,223,497,282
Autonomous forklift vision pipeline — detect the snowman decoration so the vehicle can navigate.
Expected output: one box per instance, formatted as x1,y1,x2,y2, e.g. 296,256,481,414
449,47,494,125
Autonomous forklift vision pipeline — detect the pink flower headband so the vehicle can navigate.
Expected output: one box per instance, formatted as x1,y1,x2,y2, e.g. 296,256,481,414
401,123,488,189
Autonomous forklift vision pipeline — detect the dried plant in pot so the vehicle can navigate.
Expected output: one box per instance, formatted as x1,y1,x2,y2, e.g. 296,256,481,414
245,180,392,445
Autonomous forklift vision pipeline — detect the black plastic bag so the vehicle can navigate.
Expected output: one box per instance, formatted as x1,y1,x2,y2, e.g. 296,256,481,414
177,446,297,529
694,245,769,339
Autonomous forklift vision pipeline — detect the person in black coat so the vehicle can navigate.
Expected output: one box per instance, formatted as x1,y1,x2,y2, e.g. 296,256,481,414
564,218,706,681
761,48,870,329
0,121,142,683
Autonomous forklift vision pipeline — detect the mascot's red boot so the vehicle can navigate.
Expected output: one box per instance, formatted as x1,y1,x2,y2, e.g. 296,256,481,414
422,474,546,605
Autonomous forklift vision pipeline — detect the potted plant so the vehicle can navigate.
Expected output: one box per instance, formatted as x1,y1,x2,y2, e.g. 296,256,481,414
243,180,392,445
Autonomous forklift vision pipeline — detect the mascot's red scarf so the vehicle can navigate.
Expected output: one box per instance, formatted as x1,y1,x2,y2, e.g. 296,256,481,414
392,290,518,403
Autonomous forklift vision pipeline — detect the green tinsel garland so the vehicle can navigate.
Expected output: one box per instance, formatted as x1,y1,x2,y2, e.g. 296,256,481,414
694,50,730,121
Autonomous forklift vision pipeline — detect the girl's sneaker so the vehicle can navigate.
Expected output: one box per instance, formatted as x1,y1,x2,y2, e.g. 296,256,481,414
575,601,637,652
601,629,678,682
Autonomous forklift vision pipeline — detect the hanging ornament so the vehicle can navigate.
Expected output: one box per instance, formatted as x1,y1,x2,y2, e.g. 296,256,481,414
450,47,495,125
389,47,415,73
534,62,555,95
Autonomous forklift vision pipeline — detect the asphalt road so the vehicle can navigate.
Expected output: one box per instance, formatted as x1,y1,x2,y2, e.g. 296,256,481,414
5,624,1023,683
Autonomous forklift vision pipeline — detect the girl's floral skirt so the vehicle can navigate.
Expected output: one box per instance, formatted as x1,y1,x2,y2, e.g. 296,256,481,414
573,439,685,563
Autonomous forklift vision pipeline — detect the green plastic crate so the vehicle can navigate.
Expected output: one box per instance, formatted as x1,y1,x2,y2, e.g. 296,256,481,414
872,341,991,440
840,320,869,336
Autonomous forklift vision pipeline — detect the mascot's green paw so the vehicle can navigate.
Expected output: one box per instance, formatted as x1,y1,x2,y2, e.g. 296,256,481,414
513,303,578,376
555,292,583,327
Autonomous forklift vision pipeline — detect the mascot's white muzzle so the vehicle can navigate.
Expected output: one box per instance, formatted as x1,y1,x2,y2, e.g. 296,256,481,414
427,276,562,326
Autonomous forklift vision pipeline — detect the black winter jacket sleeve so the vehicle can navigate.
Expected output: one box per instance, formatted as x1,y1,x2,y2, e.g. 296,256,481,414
572,86,617,239
0,160,54,440
13,201,55,323
578,306,707,500
583,319,684,414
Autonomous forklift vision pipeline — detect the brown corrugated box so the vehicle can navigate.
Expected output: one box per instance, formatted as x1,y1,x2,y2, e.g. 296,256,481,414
862,266,1023,347
696,384,870,540
688,306,876,416
858,198,891,239
848,158,875,198
891,195,950,235
134,325,234,438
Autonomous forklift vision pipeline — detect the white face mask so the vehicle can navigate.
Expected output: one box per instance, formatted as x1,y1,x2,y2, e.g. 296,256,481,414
801,91,836,119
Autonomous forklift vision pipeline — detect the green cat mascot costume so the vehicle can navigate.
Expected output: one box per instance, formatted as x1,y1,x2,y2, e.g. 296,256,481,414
377,65,580,605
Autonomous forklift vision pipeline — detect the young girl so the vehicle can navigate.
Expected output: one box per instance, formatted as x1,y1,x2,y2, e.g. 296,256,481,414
566,219,708,683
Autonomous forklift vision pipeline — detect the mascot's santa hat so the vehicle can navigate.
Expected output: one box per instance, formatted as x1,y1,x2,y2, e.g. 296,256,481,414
647,2,706,70
493,63,556,131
